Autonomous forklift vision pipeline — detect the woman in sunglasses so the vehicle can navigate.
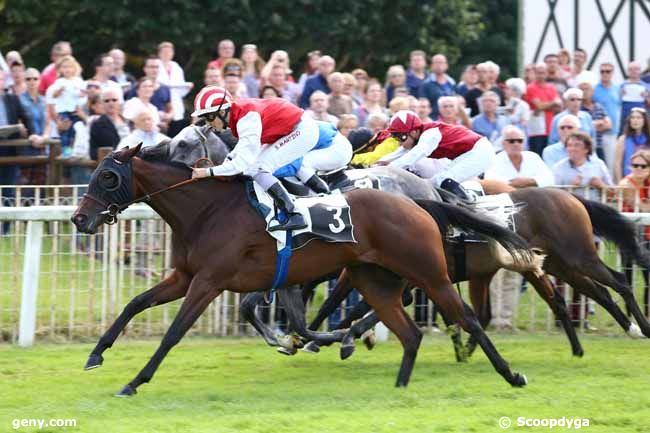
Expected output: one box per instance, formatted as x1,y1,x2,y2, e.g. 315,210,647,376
614,107,650,182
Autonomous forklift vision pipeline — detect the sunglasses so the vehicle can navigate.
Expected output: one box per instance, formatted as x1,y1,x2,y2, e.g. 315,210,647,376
631,163,649,169
600,69,613,74
25,77,39,81
504,138,524,143
103,98,118,103
568,98,583,102
559,125,576,130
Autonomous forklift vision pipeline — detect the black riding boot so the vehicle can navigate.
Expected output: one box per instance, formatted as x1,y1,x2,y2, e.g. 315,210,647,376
305,174,330,194
440,178,472,201
267,183,308,232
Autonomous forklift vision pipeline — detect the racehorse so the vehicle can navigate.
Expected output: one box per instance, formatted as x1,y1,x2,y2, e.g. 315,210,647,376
71,143,535,396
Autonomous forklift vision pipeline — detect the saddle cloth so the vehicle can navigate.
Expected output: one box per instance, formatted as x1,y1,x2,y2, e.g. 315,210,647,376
250,182,357,251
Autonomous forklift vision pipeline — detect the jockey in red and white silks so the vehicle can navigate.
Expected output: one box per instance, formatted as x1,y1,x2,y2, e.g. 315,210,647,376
190,86,319,231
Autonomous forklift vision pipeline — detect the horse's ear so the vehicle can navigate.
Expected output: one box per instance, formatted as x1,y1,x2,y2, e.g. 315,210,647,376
115,143,143,162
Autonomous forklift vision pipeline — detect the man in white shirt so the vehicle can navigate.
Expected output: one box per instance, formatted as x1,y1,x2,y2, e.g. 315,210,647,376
485,125,554,187
483,124,553,331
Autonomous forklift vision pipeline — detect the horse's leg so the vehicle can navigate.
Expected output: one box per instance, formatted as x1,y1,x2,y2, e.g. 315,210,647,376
348,265,420,387
465,276,494,358
85,270,190,370
522,272,584,357
307,269,353,331
239,292,282,347
116,278,221,397
421,281,527,387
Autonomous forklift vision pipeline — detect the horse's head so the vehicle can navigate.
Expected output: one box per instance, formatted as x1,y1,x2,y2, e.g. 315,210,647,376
71,144,141,234
168,121,230,168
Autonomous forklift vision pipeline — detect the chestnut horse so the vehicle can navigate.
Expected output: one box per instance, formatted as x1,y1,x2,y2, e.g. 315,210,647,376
71,144,534,396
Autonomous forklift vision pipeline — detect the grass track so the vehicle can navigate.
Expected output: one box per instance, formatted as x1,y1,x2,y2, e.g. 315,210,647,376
1,334,648,433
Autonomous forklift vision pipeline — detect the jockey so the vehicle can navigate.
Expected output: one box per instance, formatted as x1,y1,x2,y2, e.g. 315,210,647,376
379,110,496,200
191,85,321,231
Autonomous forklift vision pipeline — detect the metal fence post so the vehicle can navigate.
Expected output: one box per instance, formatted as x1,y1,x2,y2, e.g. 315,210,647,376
18,221,44,347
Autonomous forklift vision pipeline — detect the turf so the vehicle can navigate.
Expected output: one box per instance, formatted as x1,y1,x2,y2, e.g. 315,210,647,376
1,334,648,433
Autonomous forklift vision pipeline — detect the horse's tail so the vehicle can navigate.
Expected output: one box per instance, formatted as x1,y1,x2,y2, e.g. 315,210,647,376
571,193,649,267
414,199,539,270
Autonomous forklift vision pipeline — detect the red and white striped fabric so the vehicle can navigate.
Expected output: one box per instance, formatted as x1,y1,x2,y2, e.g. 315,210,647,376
191,86,233,117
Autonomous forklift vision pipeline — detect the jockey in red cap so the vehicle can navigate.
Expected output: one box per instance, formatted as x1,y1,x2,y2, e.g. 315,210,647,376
190,85,323,231
379,110,496,200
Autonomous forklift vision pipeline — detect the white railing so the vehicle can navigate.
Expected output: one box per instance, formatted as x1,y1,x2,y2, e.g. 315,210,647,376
2,185,650,345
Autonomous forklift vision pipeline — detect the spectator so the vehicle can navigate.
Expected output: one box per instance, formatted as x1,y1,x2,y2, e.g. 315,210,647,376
620,61,650,130
337,114,359,138
553,131,612,201
406,50,428,96
240,44,264,100
465,61,504,117
9,61,26,95
49,55,86,154
260,50,293,87
91,53,123,101
543,114,581,167
327,72,353,117
568,48,596,87
366,112,389,134
1,51,22,89
503,77,531,131
418,54,455,118
614,107,650,182
222,60,248,98
484,61,504,96
593,62,622,172
471,90,508,147
296,50,321,96
123,78,162,129
437,96,471,128
0,69,37,207
385,64,408,103
618,149,650,313
544,53,569,95
388,96,410,115
157,41,193,135
89,89,129,160
38,41,71,94
549,88,595,143
351,69,369,105
456,64,478,97
579,78,611,162
558,48,572,77
305,90,338,124
17,67,47,185
126,56,173,127
109,48,135,91
525,63,561,154
204,67,223,87
416,97,433,123
354,80,387,126
207,39,236,70
224,72,247,100
341,73,360,109
523,63,536,84
484,125,554,330
117,109,169,150
69,94,105,185
299,55,335,108
260,85,281,99
267,64,299,104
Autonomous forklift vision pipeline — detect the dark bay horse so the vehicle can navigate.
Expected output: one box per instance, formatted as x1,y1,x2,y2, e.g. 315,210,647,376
71,144,534,395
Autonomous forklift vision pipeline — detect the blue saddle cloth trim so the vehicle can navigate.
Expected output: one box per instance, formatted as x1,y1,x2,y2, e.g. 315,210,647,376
244,181,293,293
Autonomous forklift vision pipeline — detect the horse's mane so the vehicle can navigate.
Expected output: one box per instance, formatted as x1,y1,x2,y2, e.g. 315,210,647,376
136,142,192,173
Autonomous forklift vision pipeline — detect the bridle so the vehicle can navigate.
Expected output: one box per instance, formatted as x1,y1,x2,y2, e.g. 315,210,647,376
82,156,199,225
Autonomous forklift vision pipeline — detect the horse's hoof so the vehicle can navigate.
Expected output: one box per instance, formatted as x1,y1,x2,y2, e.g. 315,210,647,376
627,323,643,339
276,335,295,349
340,343,356,360
511,373,528,387
290,334,305,349
84,354,104,370
361,330,376,351
276,346,297,356
302,341,321,354
115,384,137,397
573,349,584,358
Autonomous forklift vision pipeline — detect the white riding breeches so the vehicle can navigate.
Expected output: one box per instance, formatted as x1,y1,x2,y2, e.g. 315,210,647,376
297,132,353,181
244,113,320,177
430,137,496,187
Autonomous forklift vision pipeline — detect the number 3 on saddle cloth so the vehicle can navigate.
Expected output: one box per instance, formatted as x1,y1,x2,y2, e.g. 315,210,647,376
245,181,356,295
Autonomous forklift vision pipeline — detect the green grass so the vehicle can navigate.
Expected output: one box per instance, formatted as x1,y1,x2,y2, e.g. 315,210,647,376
1,335,648,433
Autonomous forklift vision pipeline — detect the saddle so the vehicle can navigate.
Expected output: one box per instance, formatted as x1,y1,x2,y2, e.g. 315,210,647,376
279,167,355,196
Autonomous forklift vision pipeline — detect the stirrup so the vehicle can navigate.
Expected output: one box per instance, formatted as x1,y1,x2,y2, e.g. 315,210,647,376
268,213,307,232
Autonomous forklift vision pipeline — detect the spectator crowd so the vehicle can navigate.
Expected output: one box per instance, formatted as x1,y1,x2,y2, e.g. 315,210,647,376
2,39,650,331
